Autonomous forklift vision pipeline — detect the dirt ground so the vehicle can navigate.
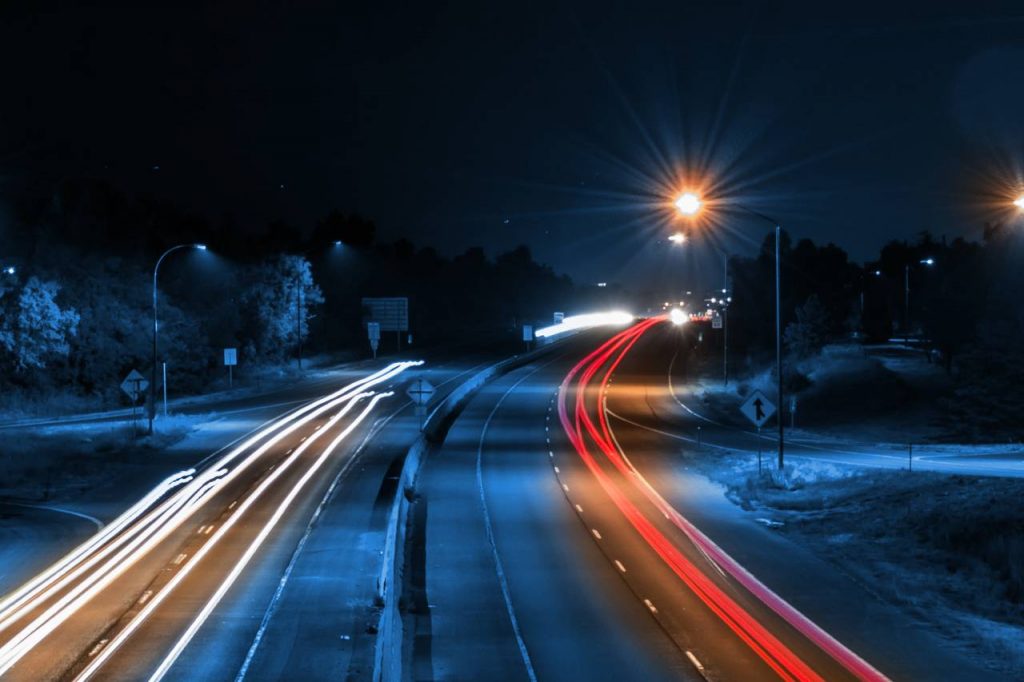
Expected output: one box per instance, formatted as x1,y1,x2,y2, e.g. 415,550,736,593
688,450,1024,678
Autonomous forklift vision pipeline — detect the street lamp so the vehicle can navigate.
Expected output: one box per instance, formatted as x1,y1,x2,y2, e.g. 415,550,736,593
675,192,701,216
150,243,207,435
2,266,15,275
1014,196,1024,209
674,192,786,470
904,257,934,341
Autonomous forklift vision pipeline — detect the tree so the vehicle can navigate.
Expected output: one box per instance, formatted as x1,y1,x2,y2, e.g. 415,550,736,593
239,255,324,364
783,294,829,359
0,277,79,371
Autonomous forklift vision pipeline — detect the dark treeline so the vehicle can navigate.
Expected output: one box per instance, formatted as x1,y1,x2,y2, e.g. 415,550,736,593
725,224,1024,437
0,178,575,410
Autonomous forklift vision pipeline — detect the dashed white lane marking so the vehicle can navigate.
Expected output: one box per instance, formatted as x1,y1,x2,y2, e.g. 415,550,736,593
88,639,109,657
172,553,188,566
138,590,153,605
614,560,627,573
686,651,708,679
575,504,583,513
562,484,570,492
299,436,307,442
197,525,209,535
285,449,293,455
314,424,322,430
644,598,658,614
548,451,553,458
553,466,560,473
229,500,238,510
203,525,215,535
591,529,602,540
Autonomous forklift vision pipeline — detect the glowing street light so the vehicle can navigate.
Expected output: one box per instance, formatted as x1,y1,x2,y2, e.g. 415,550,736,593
1015,195,1024,209
668,232,687,245
150,243,209,434
674,192,702,216
667,188,786,469
669,308,687,326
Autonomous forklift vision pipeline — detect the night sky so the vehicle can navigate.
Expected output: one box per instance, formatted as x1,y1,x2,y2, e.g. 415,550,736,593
3,2,1024,289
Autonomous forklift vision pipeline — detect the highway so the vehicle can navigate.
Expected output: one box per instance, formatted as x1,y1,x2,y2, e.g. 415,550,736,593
0,357,493,681
420,320,1000,681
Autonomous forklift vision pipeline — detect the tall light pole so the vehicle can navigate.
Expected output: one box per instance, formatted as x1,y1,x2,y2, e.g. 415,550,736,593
150,243,207,435
668,233,730,386
904,258,934,342
674,193,786,470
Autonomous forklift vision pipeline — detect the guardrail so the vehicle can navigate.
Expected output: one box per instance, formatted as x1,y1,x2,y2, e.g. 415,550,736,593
371,344,561,682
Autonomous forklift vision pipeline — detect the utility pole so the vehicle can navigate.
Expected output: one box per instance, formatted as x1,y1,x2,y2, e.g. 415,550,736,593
295,274,303,370
723,251,729,386
904,263,910,343
775,225,785,471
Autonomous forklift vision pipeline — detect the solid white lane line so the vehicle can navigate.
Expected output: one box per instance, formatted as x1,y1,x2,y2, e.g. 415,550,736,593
476,366,554,682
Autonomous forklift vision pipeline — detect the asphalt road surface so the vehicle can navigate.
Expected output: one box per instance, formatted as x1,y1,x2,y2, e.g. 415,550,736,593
418,320,1000,681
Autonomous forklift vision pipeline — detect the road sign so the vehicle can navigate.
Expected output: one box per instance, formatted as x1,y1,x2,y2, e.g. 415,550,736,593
224,348,237,366
712,312,723,329
362,297,408,332
522,325,533,342
406,378,435,406
120,369,149,403
553,312,565,324
739,390,776,428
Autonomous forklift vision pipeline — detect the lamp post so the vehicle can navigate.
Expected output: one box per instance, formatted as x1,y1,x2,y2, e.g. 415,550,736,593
668,232,730,386
150,243,207,435
674,193,786,470
904,258,934,342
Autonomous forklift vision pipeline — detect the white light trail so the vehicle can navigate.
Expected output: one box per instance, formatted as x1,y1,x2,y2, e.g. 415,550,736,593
143,393,391,682
77,391,387,681
0,362,420,677
534,311,634,339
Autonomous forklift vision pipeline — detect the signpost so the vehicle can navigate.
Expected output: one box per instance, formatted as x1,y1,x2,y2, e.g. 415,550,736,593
740,390,776,474
121,369,149,437
362,297,409,352
712,311,723,329
406,378,436,431
224,348,237,388
367,322,381,359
